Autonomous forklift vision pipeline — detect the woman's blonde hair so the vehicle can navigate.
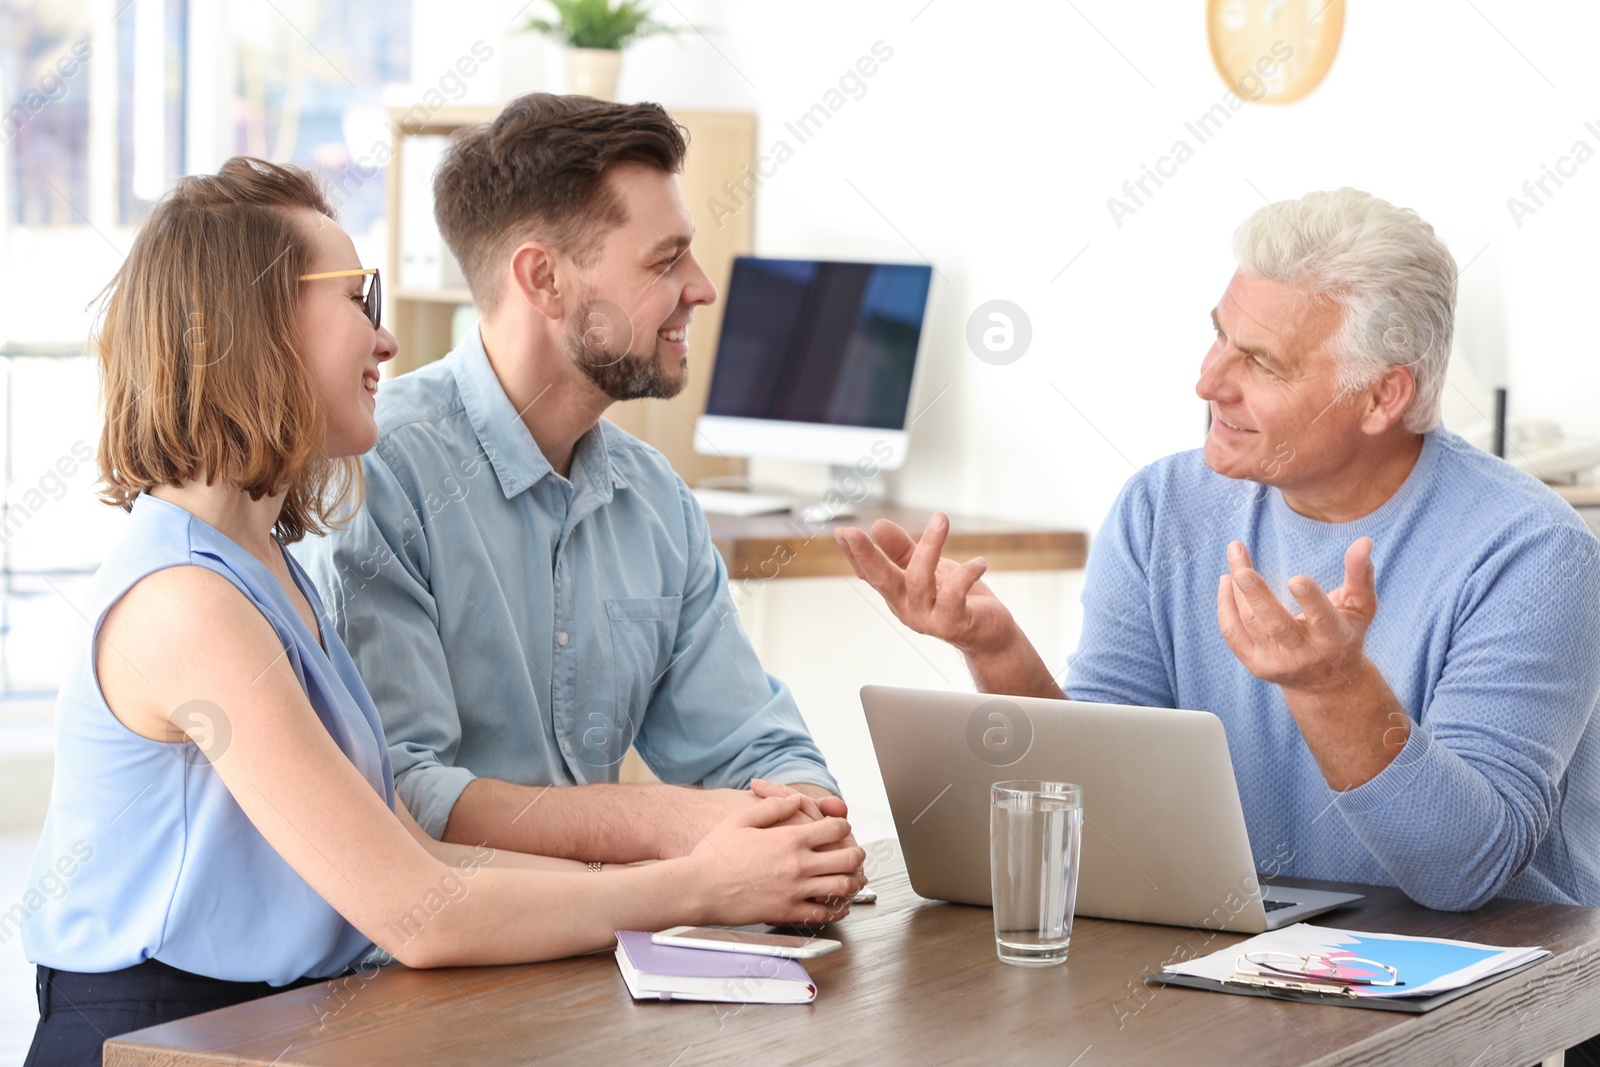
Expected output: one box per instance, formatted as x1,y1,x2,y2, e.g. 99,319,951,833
95,156,358,542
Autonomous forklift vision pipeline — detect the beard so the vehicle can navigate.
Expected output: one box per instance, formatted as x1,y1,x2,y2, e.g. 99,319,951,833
567,297,688,402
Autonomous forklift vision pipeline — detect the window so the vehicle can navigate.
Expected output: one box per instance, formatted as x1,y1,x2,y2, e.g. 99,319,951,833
217,0,409,267
0,0,411,706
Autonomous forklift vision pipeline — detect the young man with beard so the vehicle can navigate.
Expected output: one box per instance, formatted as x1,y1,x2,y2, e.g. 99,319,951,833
296,95,856,874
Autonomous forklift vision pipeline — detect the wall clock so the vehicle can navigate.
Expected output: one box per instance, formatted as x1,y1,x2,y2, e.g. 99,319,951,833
1206,0,1344,105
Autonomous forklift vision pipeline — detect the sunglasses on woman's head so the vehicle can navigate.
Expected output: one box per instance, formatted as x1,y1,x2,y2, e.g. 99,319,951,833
299,267,382,329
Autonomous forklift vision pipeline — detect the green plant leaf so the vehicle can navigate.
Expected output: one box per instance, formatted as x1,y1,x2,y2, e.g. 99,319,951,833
519,0,688,50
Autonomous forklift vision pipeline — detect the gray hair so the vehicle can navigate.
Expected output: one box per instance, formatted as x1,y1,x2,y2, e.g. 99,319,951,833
1233,189,1457,433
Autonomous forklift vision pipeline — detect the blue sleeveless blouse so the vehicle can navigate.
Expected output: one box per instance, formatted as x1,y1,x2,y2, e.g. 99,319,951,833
23,493,394,984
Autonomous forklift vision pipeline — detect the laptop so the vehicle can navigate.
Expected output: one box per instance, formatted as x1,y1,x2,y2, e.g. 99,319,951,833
861,686,1362,933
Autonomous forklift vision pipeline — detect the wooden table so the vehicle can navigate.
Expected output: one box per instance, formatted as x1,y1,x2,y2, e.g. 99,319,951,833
707,505,1087,581
106,843,1600,1066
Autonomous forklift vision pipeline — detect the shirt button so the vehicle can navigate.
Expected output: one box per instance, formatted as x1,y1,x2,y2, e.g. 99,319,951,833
557,631,569,646
561,740,573,755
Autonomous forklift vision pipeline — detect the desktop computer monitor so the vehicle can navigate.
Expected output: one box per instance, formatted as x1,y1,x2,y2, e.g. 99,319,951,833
694,256,935,470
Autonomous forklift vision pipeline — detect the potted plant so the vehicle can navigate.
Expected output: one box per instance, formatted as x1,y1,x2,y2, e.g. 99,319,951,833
520,0,685,101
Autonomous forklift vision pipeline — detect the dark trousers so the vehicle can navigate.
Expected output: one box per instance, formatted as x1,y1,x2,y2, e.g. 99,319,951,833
25,958,331,1066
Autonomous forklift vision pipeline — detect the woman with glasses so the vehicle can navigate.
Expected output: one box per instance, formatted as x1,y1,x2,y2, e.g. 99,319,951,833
22,157,863,1064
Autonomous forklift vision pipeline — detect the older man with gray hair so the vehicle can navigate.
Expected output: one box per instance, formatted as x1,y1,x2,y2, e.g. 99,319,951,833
837,188,1600,916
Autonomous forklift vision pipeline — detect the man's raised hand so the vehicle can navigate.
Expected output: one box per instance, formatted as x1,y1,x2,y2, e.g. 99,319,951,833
833,513,1015,656
1217,536,1379,694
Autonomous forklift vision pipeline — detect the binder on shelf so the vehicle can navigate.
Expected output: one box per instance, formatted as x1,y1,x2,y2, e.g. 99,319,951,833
398,134,445,291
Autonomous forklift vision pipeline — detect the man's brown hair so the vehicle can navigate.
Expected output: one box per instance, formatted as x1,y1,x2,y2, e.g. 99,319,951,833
433,93,688,313
95,156,358,542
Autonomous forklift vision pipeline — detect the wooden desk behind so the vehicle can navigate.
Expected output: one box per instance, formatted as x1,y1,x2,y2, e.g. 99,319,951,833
1553,485,1600,509
708,505,1087,581
108,843,1600,1066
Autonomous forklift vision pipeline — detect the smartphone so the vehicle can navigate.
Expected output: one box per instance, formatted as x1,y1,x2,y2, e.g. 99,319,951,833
651,926,843,959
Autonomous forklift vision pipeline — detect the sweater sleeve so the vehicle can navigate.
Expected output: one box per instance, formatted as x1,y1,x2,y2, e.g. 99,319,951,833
1335,521,1600,910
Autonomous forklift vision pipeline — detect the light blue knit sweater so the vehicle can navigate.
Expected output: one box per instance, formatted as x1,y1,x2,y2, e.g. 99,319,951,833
1066,429,1600,910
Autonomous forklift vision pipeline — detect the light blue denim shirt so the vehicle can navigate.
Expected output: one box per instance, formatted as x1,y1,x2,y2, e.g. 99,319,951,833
293,329,837,837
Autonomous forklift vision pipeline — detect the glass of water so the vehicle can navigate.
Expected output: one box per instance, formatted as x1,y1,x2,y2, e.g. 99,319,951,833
990,781,1083,966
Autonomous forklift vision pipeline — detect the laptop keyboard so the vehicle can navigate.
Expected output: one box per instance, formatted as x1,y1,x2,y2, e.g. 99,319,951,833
1263,899,1297,912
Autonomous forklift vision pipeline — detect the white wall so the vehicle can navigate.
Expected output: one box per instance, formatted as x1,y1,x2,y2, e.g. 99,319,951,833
441,0,1600,834
598,0,1600,521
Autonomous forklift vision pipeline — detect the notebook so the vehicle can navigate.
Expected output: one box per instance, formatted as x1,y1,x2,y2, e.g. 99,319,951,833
613,930,818,1004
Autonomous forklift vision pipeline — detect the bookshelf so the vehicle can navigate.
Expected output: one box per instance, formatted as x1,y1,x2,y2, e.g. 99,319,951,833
382,105,754,486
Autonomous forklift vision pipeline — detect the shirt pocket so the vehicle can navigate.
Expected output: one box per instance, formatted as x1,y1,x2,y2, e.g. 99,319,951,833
603,595,682,749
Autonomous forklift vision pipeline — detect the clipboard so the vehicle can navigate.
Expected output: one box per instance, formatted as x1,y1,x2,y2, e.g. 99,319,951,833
1146,955,1549,1013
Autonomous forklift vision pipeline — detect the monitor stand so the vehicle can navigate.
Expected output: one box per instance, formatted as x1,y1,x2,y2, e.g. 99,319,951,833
795,463,891,525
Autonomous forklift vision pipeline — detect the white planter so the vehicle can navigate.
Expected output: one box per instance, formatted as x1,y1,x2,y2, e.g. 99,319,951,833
566,47,623,100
